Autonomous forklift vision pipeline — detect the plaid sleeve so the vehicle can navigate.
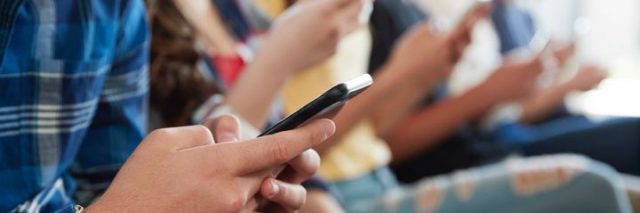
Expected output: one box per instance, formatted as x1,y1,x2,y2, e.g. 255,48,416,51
70,0,150,205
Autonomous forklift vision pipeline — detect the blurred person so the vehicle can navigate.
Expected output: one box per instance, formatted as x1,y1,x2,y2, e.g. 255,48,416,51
368,0,544,181
269,1,633,212
149,0,364,212
0,0,150,210
373,0,640,184
489,0,640,176
0,0,336,212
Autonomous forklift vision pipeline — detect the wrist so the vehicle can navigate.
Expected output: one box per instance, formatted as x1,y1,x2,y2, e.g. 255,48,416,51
84,202,103,213
473,83,503,107
247,54,293,83
84,193,120,213
252,48,298,77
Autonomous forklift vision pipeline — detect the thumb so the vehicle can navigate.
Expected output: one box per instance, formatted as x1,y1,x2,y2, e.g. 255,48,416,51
203,114,241,143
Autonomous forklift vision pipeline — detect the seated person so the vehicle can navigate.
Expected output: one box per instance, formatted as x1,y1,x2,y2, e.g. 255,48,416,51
148,0,362,211
489,0,640,177
264,1,634,212
0,0,332,212
375,0,640,183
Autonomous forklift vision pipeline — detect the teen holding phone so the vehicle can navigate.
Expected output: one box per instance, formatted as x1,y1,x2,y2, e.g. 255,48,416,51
0,0,351,212
149,0,364,212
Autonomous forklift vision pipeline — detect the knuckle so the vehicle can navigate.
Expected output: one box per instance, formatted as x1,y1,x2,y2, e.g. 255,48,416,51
307,127,325,146
273,140,291,162
145,128,174,147
225,193,247,212
148,128,171,139
191,125,215,142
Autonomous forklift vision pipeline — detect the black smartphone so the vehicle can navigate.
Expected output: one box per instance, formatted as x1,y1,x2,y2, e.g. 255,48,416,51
259,74,373,137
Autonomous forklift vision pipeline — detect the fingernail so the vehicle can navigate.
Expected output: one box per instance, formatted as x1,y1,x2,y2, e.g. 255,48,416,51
218,133,238,143
321,120,336,141
268,180,280,198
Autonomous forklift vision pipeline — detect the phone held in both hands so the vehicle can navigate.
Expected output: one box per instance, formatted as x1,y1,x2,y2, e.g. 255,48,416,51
259,74,373,137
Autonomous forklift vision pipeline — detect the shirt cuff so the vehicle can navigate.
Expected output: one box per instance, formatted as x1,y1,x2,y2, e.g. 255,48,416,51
54,205,83,213
192,95,260,139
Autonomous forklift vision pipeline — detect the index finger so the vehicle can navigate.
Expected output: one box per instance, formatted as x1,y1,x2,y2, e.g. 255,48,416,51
229,119,335,174
326,0,360,10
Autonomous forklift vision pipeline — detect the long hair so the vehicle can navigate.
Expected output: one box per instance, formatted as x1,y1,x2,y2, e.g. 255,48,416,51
148,0,217,126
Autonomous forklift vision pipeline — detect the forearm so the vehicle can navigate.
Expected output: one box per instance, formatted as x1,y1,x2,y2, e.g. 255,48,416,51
519,83,573,124
174,1,236,55
225,54,294,129
370,70,437,137
384,84,498,163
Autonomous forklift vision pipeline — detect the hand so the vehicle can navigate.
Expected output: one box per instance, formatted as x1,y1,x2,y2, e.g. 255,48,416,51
446,3,492,66
479,57,544,103
386,3,490,86
87,117,335,213
203,115,323,212
552,41,577,67
566,65,606,91
256,0,364,74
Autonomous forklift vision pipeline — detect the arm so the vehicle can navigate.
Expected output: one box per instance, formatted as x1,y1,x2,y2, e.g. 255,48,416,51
519,83,574,124
315,4,492,154
382,84,499,163
172,0,237,55
71,0,149,204
519,65,605,123
225,0,363,129
383,58,544,163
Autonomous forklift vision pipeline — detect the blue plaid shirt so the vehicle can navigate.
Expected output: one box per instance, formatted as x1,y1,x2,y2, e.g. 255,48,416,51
0,0,149,212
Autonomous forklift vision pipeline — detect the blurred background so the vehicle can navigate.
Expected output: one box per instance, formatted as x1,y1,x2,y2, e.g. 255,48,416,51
416,0,640,119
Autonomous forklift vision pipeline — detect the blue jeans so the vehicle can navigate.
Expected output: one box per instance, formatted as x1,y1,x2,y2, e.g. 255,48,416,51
495,116,640,175
329,155,631,213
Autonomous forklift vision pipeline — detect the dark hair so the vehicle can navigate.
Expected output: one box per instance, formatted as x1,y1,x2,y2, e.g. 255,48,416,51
148,0,217,126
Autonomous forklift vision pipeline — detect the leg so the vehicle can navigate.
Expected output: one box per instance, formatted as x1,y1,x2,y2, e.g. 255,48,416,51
520,117,640,175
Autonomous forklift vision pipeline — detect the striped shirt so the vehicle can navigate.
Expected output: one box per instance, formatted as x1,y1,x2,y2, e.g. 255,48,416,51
0,0,149,212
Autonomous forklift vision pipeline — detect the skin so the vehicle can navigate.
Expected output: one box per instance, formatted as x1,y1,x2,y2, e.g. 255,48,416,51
309,3,493,154
86,116,335,213
381,35,600,164
224,0,365,129
172,0,237,56
383,57,545,163
519,65,606,123
300,190,345,213
169,1,363,211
